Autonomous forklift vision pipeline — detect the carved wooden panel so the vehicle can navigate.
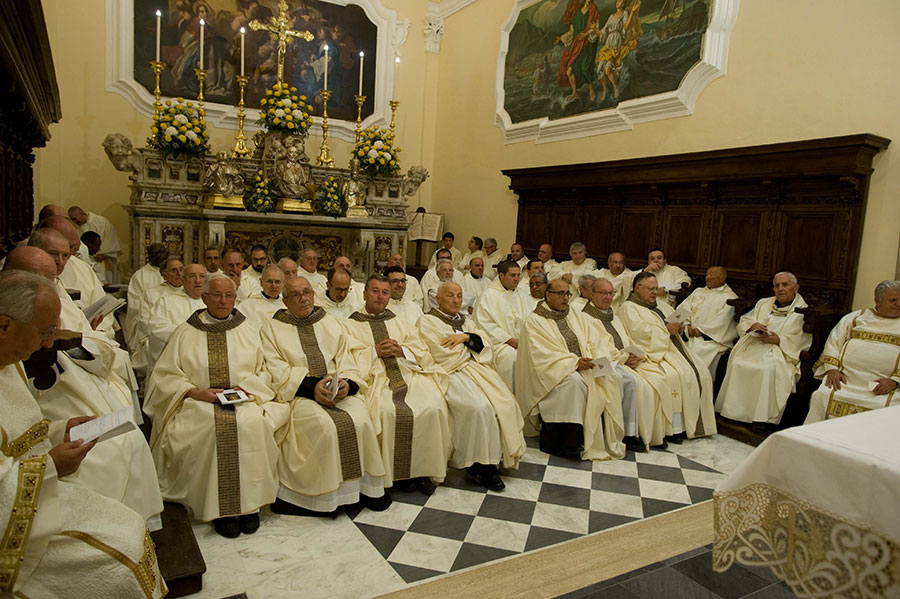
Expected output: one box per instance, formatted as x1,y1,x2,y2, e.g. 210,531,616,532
583,205,617,260
617,208,658,261
518,202,551,250
550,203,580,255
713,209,768,274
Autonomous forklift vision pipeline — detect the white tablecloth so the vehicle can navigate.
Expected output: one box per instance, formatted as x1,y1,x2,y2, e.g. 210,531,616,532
713,406,900,598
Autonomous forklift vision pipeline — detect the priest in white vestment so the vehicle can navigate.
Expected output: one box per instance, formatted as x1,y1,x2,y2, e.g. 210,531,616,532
204,246,222,273
386,266,424,327
510,243,529,270
550,242,598,294
334,256,366,306
482,238,503,280
260,277,389,515
298,248,328,297
458,237,486,274
343,275,452,496
516,280,626,460
420,249,465,291
523,273,548,312
387,253,423,306
315,267,364,320
241,244,269,287
677,266,738,377
0,270,166,598
135,256,183,320
806,280,900,422
427,232,463,270
596,252,634,311
277,257,299,279
642,249,691,307
223,248,258,301
69,206,122,283
473,260,528,392
462,257,491,310
570,273,598,310
145,273,288,538
537,244,561,280
516,259,544,297
420,283,526,489
618,272,717,441
715,272,812,430
240,264,286,327
425,260,475,313
124,242,168,348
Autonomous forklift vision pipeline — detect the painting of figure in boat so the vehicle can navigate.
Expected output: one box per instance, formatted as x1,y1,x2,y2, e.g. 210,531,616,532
503,0,709,123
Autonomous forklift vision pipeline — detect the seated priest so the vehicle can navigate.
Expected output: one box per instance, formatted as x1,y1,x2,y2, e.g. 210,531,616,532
0,270,166,598
419,282,527,489
144,272,288,538
425,259,474,313
642,248,691,307
260,277,389,516
523,272,548,312
315,267,364,320
80,231,108,283
240,264,286,326
582,278,665,450
570,273,598,310
677,266,738,378
461,257,491,309
516,279,625,460
806,280,900,423
387,253,423,305
482,237,503,280
297,248,327,297
385,265,424,327
427,231,463,270
334,255,366,306
124,242,168,348
517,259,544,296
222,248,258,302
130,257,184,375
458,236,486,274
277,256,299,279
550,242,598,295
597,252,634,311
343,275,452,496
619,272,717,442
204,246,222,273
421,249,464,297
537,243,561,279
243,244,269,286
473,260,528,392
509,243,529,270
715,272,812,431
69,205,122,283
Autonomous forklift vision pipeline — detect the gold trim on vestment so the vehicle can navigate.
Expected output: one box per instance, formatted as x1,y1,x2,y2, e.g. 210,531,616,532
825,398,872,419
60,529,161,599
814,355,842,371
0,420,49,459
203,326,242,517
0,456,46,592
583,304,624,349
534,304,581,357
849,329,900,347
322,407,363,480
426,308,467,332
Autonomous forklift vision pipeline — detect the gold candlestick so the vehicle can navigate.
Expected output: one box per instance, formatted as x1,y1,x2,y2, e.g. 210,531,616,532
232,75,251,157
354,94,366,144
151,60,165,118
194,68,207,106
316,89,335,167
389,100,399,140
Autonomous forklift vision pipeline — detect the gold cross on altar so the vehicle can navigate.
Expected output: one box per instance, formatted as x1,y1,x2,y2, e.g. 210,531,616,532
248,0,314,85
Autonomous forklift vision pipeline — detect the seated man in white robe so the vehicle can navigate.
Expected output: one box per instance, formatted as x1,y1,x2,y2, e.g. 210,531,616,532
344,275,452,496
516,259,544,296
69,205,122,283
516,279,625,460
582,278,664,450
420,249,464,300
716,272,812,431
145,272,288,538
642,248,691,307
204,245,222,273
130,257,184,375
261,277,388,516
473,260,527,392
597,251,634,311
550,242,598,294
334,255,366,306
427,231,463,270
385,266,424,327
458,236,486,274
425,260,474,313
315,267,364,320
387,253,423,306
277,256,299,279
242,244,269,287
509,243,529,270
523,273,548,312
420,282,526,489
223,248,258,301
570,273,598,310
124,242,168,348
0,270,166,598
297,248,327,296
677,266,738,378
537,243,561,280
461,257,491,310
240,264,286,326
806,280,900,423
80,231,109,283
619,272,717,442
482,238,503,280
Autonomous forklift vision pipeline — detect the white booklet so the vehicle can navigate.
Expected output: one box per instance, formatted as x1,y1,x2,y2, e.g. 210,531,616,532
622,344,647,359
82,295,126,323
216,389,251,405
665,308,691,325
591,356,614,378
329,373,342,400
69,406,136,443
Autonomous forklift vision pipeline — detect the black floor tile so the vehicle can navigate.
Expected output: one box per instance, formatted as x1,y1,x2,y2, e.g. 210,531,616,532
640,497,688,518
660,545,711,566
388,562,444,583
591,472,641,496
588,512,638,533
450,542,517,571
743,582,795,598
636,463,685,484
671,554,770,599
407,507,475,541
548,454,594,470
538,482,591,509
503,461,547,482
442,468,490,493
523,526,581,552
477,494,537,525
342,502,364,520
389,486,431,506
354,523,405,559
557,584,642,599
678,454,719,473
602,562,666,586
621,450,637,462
688,485,715,504
556,579,618,598
621,566,723,599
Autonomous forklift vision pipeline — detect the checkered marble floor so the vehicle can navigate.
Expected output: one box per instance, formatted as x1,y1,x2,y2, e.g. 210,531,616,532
344,437,727,584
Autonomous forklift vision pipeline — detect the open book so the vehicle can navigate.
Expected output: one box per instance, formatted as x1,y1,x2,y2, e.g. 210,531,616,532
69,406,136,443
665,307,691,326
82,295,126,323
591,356,614,378
407,211,443,242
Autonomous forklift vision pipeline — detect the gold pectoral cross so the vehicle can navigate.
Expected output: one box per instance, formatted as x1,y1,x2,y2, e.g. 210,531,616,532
249,0,314,85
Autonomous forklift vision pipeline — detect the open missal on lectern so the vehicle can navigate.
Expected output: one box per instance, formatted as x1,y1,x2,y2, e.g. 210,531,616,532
69,406,137,443
407,211,443,242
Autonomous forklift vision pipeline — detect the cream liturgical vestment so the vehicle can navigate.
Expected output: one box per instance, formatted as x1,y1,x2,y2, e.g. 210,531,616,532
649,264,691,307
597,268,635,311
550,259,598,295
473,278,529,392
428,246,463,270
1,364,166,598
344,309,452,484
145,310,288,521
716,295,812,425
462,272,491,307
618,296,717,439
260,308,386,511
78,211,121,260
806,309,900,422
125,263,163,347
405,273,424,306
240,293,286,327
59,257,115,339
459,250,486,272
315,289,364,321
389,297,424,328
236,274,259,302
137,290,206,378
298,269,328,298
482,250,502,280
419,310,526,469
678,284,738,373
420,269,465,311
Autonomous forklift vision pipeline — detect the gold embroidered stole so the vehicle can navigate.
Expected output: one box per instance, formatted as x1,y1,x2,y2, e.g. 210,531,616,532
0,455,46,592
426,308,466,332
534,303,581,357
273,309,362,481
350,309,414,480
582,303,624,349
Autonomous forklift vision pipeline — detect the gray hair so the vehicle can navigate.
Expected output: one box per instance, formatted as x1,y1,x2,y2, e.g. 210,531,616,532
435,258,454,270
301,248,319,259
773,271,798,286
203,271,236,293
484,237,497,247
159,256,183,274
579,273,598,289
530,273,549,285
570,241,586,253
262,264,283,277
27,227,68,251
875,280,900,298
0,270,56,323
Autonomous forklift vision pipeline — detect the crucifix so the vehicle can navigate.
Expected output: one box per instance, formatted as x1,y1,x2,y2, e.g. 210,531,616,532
248,0,314,85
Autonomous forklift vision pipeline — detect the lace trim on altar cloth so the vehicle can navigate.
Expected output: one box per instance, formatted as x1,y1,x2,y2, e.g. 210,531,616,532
713,482,900,598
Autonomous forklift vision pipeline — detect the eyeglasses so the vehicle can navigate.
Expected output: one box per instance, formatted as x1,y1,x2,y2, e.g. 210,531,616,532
23,322,57,340
389,278,407,284
207,292,236,300
596,291,615,296
547,290,572,297
287,289,315,298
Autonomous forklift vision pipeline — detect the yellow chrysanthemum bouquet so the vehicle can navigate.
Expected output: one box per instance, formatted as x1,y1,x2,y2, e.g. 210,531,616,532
246,170,277,213
313,176,347,218
354,126,401,178
259,82,313,135
150,97,210,159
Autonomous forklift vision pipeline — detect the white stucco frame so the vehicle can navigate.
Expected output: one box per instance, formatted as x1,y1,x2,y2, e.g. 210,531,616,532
106,0,410,143
494,0,740,144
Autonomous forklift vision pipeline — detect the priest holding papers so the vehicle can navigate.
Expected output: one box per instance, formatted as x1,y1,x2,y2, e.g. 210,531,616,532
677,266,738,377
260,277,389,515
642,249,691,307
597,252,634,311
343,276,452,496
473,260,528,392
419,282,526,489
145,272,288,538
805,280,900,423
715,272,812,430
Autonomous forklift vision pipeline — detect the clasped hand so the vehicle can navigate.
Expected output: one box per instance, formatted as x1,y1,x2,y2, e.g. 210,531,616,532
576,357,594,371
314,377,349,408
440,333,469,349
376,338,404,358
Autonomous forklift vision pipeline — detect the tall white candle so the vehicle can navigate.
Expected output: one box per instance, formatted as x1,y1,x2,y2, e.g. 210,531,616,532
240,27,245,76
199,19,205,70
323,44,329,91
155,10,161,62
358,51,364,96
393,57,400,99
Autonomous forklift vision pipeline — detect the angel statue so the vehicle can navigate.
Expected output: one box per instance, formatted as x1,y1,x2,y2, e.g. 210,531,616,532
402,165,429,197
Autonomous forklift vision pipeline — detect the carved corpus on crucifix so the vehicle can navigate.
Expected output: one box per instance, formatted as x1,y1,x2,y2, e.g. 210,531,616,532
248,0,314,85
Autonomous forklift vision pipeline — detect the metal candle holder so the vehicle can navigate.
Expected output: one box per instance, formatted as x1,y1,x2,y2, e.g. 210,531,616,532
389,100,399,140
316,89,335,167
354,94,366,144
151,60,165,118
232,75,251,157
194,68,207,106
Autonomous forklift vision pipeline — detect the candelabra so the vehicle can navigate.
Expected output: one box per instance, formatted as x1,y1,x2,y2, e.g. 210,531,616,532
353,94,366,144
151,61,165,118
389,100,399,140
232,75,251,157
194,68,207,106
316,89,335,167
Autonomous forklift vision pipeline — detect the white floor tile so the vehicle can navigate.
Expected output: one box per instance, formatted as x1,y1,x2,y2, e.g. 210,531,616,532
464,516,531,552
352,500,422,531
542,465,593,489
388,532,464,572
531,502,590,535
424,487,487,516
498,476,543,502
682,468,726,489
634,450,681,468
638,479,692,504
589,489,644,518
592,458,639,478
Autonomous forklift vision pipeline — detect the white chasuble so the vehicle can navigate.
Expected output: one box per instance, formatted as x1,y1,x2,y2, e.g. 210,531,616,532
405,273,424,306
549,259,599,295
715,295,812,425
59,257,116,340
806,309,900,423
650,264,692,307
1,364,166,598
260,309,385,511
389,297,424,328
343,310,451,485
516,303,626,461
677,284,738,371
298,269,328,298
136,291,205,378
419,310,526,470
129,282,180,354
145,310,288,521
315,289,364,321
472,278,529,392
482,250,503,280
618,297,717,439
240,294,286,327
462,273,491,308
125,263,163,347
597,268,635,311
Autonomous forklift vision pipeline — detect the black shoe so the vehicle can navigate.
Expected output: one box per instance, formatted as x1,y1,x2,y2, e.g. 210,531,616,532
393,479,417,493
362,491,392,512
751,422,766,434
664,434,683,445
415,477,436,496
482,465,505,491
652,440,669,450
213,517,240,538
624,436,646,453
238,513,260,534
271,497,336,518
